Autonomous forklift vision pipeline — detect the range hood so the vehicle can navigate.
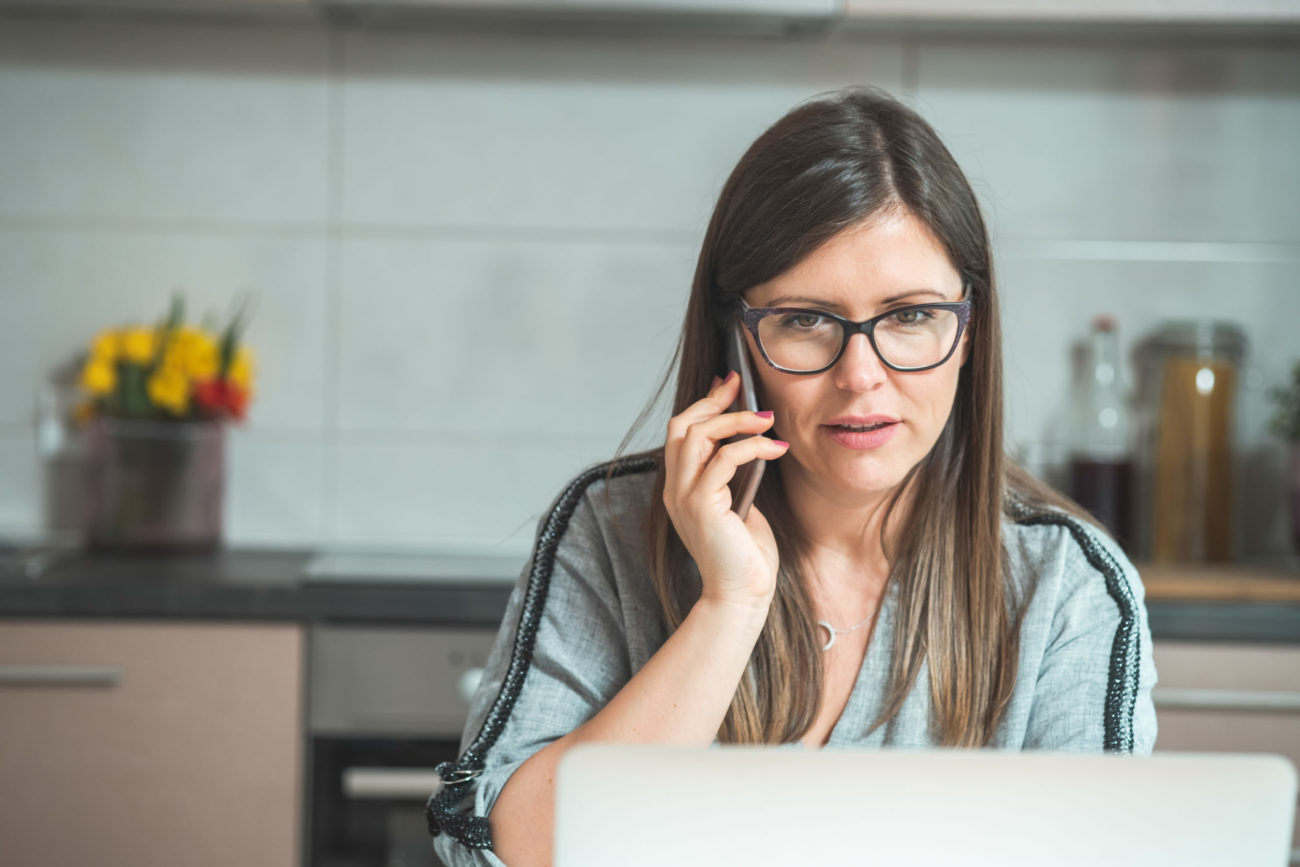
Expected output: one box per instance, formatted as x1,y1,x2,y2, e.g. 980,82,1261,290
313,0,844,37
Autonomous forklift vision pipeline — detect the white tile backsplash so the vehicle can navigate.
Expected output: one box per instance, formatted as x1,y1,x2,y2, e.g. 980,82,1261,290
0,430,42,539
336,235,693,436
339,32,905,232
330,436,618,551
0,18,331,224
0,228,330,433
225,431,327,545
914,42,1300,245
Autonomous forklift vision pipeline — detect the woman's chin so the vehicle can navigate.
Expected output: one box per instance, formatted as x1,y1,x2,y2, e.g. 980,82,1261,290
837,474,908,503
791,455,910,504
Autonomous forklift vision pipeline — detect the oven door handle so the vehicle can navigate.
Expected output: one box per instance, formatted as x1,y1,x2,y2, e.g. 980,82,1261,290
341,767,448,801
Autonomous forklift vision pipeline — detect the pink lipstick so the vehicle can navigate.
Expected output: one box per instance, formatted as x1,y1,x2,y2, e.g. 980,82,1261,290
821,414,900,450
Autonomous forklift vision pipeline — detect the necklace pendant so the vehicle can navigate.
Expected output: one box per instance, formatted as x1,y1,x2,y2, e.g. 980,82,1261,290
817,620,836,652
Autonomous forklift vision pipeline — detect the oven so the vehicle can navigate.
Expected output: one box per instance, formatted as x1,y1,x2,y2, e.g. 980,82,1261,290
306,623,498,867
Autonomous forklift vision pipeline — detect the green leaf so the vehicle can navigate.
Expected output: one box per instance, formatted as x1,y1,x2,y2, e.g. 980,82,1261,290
121,364,151,418
149,291,186,376
218,292,253,377
1269,359,1300,442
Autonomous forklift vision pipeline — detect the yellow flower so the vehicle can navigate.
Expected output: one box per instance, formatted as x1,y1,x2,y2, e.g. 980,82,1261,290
166,327,219,380
147,365,191,416
80,356,117,396
228,347,255,391
122,327,158,365
90,330,119,362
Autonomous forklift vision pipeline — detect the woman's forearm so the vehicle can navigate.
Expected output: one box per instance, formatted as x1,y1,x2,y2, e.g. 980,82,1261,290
488,596,769,867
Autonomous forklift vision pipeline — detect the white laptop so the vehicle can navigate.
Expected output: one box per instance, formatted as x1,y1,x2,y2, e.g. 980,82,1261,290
554,745,1296,867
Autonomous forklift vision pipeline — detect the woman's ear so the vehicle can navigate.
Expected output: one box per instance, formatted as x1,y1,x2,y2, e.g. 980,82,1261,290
959,324,973,367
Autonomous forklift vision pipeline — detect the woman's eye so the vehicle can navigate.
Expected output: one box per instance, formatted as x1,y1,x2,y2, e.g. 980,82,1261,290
780,313,824,329
890,308,932,325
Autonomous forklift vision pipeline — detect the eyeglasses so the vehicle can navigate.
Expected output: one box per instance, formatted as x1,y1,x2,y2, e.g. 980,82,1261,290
738,296,973,375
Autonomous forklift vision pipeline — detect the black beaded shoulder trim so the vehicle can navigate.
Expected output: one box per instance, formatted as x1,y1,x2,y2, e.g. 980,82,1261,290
426,456,659,850
1007,500,1140,754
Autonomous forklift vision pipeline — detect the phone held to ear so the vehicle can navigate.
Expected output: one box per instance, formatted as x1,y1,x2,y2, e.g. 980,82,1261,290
723,321,766,521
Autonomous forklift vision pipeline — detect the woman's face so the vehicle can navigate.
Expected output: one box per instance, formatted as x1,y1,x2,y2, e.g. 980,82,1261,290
742,209,970,508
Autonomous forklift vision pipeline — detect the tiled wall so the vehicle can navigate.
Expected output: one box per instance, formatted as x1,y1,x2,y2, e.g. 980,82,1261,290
1,17,1296,559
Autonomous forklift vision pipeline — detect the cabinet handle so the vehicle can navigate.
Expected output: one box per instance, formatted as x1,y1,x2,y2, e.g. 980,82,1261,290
0,665,123,687
1153,687,1300,713
341,767,444,801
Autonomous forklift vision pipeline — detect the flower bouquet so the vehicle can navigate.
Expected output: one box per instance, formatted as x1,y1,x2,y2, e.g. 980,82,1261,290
77,295,255,552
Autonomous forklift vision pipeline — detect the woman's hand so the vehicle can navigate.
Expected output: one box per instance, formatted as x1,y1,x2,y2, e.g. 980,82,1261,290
662,371,790,610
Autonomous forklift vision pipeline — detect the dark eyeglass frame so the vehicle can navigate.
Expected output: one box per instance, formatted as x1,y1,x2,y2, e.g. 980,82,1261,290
738,296,974,375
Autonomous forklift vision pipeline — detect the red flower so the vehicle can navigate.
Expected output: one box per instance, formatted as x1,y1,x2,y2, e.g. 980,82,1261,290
194,378,250,422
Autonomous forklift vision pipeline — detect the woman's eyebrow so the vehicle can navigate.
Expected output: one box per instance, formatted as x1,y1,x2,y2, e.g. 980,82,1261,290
879,289,949,305
764,289,950,309
763,295,846,310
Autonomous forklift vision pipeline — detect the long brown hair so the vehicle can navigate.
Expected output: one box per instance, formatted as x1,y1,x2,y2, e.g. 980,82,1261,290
618,87,1072,747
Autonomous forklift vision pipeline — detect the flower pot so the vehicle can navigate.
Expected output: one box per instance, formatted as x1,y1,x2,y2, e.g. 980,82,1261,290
82,416,226,552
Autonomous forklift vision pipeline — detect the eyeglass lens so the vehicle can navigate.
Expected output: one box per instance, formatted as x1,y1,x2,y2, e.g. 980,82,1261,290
755,307,961,372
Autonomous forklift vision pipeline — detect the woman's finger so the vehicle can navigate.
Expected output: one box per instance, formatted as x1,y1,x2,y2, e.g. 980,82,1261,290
695,435,790,504
674,410,774,492
665,371,741,444
664,372,743,493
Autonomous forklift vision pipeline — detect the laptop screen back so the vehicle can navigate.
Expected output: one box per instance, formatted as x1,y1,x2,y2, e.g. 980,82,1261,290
554,745,1296,867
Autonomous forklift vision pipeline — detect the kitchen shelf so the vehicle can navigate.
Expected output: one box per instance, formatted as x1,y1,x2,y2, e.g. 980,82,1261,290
1139,562,1300,604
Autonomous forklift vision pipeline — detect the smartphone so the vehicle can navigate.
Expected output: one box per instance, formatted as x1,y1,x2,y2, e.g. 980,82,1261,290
723,321,766,521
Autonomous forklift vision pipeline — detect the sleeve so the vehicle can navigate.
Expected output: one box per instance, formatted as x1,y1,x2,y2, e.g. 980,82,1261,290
431,474,636,867
1021,523,1159,755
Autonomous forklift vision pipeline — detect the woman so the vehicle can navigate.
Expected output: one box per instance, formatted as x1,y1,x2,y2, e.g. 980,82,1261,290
429,86,1158,867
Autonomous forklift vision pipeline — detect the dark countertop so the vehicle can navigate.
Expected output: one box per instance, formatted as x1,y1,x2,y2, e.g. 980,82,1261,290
0,547,1297,642
0,548,516,628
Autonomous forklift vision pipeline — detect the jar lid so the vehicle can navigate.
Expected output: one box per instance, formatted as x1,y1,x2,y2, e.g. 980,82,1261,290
1143,320,1247,359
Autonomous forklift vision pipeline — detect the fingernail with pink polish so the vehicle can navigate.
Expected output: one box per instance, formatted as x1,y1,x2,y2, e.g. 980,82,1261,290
755,410,774,419
710,375,722,389
724,370,738,383
772,440,790,448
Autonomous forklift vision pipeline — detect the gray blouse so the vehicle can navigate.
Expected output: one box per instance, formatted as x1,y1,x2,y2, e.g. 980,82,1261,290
430,457,1159,867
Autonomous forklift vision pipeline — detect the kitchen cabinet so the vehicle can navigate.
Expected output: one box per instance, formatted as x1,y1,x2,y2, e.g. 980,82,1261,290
1152,641,1300,860
0,619,303,867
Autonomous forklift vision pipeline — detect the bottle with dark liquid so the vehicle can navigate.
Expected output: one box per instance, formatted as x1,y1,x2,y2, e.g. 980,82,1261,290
1068,315,1135,552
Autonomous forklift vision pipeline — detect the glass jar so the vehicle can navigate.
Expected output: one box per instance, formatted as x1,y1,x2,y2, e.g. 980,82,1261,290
82,416,226,552
1134,322,1246,563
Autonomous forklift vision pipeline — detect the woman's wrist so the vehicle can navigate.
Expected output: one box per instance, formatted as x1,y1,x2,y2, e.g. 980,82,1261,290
692,591,774,635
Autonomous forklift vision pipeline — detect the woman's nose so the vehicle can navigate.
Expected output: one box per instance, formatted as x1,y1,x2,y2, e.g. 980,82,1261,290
832,332,888,391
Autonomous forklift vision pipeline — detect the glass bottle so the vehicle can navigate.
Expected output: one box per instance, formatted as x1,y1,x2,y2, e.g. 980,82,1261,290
1068,315,1135,552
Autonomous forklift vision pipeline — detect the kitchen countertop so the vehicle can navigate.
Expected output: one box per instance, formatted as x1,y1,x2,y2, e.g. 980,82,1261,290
0,546,1297,641
0,547,517,627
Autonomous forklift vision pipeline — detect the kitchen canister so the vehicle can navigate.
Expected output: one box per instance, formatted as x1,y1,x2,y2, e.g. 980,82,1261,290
1134,321,1246,563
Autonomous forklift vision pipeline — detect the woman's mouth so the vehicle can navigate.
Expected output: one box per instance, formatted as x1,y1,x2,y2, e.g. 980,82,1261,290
821,417,900,449
829,422,893,432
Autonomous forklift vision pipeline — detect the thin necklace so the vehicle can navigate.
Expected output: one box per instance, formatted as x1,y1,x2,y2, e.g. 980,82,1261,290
817,612,875,652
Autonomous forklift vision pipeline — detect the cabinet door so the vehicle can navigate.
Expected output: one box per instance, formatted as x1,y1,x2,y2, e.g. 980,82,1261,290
0,619,303,867
1152,641,1300,859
